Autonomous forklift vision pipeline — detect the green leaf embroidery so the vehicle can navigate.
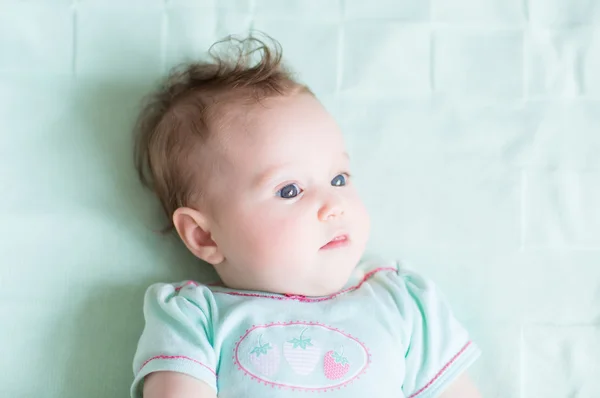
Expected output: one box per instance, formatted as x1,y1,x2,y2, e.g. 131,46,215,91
250,335,272,357
287,327,313,350
332,351,349,365
332,346,349,365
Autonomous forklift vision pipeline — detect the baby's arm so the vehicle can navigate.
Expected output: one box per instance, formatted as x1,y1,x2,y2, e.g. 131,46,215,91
131,283,219,398
144,371,216,398
389,266,482,397
439,373,481,398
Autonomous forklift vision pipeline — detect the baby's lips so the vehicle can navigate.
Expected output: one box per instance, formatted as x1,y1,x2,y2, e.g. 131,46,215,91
320,233,350,250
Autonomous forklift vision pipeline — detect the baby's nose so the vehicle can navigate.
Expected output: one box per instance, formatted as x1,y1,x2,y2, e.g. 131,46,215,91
318,200,345,221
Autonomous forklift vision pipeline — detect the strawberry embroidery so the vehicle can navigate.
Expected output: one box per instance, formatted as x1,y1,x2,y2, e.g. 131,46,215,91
249,334,280,377
283,327,321,375
323,346,350,380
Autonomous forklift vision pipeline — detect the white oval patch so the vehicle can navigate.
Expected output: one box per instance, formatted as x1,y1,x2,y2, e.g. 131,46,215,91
233,321,370,391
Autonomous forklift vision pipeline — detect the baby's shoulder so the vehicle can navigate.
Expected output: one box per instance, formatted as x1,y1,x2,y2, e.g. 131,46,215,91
356,254,428,285
356,254,446,305
142,280,219,313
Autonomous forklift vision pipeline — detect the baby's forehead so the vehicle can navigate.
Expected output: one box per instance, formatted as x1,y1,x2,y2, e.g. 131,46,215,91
197,93,345,171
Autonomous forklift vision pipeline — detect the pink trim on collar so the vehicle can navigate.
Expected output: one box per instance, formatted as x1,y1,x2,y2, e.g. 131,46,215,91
210,266,397,302
174,266,397,302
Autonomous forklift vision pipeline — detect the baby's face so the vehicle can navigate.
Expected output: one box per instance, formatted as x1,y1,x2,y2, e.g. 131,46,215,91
202,93,370,296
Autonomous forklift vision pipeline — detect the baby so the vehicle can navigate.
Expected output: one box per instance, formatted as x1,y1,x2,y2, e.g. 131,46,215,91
130,35,481,398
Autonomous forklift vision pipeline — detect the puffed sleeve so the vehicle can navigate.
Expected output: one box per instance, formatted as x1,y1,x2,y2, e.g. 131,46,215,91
394,267,481,398
130,281,218,398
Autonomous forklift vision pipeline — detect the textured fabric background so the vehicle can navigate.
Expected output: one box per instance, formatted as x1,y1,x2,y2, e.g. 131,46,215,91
1,1,599,397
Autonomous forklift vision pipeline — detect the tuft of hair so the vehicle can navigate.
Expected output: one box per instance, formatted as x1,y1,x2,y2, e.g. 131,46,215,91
133,33,310,233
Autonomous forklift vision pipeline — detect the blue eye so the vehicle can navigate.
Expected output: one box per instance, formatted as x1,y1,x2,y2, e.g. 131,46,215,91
277,183,302,199
331,174,348,187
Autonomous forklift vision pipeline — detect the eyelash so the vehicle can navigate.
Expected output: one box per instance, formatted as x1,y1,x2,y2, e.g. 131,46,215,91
275,172,351,198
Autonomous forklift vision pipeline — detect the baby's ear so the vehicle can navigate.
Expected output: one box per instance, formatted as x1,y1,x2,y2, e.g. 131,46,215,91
172,207,224,265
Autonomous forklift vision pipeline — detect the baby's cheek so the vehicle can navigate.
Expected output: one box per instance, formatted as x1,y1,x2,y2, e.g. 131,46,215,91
350,196,371,239
257,217,304,258
358,202,371,233
233,209,279,242
260,218,297,247
233,202,310,263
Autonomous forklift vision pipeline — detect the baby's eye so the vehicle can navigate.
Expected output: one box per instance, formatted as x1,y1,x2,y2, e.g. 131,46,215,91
331,173,349,187
277,183,303,199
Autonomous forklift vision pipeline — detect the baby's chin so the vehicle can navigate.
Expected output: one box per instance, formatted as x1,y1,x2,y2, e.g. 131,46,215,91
299,263,358,297
219,252,363,296
309,282,348,297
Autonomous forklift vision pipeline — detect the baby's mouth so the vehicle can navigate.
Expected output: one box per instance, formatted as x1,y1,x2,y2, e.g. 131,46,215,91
320,234,350,250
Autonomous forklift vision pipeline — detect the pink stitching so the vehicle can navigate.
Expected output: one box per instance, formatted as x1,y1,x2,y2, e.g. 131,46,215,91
173,267,397,302
215,267,397,302
408,341,473,398
138,355,217,377
233,321,371,391
175,281,199,292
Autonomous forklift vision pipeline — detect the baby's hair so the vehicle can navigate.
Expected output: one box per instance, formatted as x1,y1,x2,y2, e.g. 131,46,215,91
133,33,310,232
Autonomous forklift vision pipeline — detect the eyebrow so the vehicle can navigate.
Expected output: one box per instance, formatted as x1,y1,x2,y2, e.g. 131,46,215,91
254,152,350,189
253,164,292,189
